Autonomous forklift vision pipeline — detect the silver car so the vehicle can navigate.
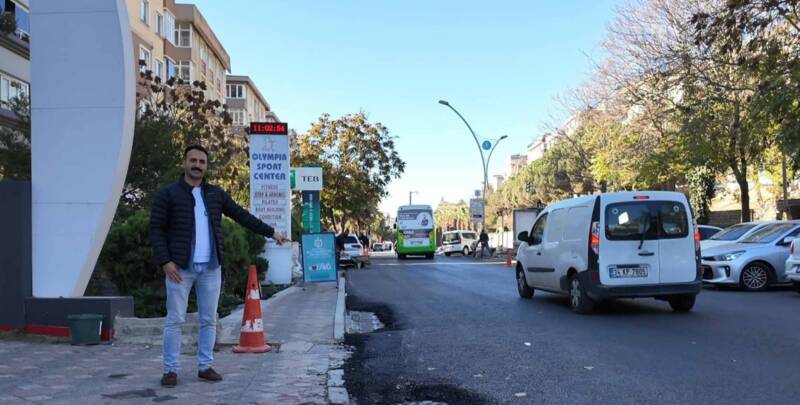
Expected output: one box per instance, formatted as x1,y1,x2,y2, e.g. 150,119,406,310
701,222,800,291
700,221,777,252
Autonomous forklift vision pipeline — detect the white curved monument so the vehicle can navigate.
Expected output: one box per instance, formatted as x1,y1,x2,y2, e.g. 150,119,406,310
30,0,134,297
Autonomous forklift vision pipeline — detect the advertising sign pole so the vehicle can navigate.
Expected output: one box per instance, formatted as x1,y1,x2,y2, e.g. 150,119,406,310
249,122,292,284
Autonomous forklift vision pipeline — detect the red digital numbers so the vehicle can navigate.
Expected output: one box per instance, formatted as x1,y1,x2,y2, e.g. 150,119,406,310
250,122,288,135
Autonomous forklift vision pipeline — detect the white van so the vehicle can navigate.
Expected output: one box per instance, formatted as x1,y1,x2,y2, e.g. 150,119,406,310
515,191,701,314
441,230,478,256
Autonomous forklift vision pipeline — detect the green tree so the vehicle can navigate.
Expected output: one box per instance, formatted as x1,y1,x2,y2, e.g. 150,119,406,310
434,200,471,231
291,113,405,232
0,95,30,180
693,0,800,167
122,71,244,212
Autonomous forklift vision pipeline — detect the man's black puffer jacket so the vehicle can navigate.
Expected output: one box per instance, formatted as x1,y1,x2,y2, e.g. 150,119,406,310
149,177,275,269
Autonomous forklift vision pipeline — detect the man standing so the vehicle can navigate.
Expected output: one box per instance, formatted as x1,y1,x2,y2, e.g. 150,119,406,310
150,145,288,387
479,229,490,258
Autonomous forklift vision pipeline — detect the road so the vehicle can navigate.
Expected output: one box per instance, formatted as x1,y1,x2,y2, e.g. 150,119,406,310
342,252,800,404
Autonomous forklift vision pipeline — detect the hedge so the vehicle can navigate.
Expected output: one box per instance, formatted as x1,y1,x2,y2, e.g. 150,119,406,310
94,209,267,317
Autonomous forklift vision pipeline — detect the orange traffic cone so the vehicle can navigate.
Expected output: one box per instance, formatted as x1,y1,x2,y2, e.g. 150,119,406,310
506,249,513,267
232,265,271,353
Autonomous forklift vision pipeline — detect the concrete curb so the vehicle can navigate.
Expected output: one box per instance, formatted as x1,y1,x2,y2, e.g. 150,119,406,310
333,276,346,342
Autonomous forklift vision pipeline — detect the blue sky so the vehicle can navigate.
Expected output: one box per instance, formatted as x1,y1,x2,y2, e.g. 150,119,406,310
190,0,622,215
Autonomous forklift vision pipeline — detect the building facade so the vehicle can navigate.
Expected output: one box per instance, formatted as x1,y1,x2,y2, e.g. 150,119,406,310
506,154,527,177
225,75,279,127
0,0,30,129
127,0,230,102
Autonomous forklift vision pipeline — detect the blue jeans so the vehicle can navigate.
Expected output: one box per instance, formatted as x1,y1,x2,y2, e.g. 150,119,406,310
163,263,221,373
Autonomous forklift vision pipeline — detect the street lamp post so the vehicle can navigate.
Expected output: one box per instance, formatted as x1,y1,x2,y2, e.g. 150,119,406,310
438,100,508,226
409,190,419,205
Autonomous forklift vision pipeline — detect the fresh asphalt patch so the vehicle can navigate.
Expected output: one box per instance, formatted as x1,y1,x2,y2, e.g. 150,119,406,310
343,294,489,405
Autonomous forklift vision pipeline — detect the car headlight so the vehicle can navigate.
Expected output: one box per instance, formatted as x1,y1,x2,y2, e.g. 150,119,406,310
712,251,745,262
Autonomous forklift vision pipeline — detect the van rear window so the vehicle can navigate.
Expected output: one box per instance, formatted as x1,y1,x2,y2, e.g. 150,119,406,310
605,201,688,240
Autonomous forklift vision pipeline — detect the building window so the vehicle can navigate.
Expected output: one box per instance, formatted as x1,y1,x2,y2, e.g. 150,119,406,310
155,12,164,36
154,59,164,79
2,0,30,42
231,109,246,126
199,46,206,61
139,47,151,73
0,73,29,110
139,0,149,25
165,12,176,45
175,23,191,48
165,58,176,80
176,61,192,81
226,84,245,99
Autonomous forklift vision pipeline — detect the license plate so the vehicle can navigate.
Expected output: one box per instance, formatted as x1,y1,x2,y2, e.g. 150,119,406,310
609,265,648,278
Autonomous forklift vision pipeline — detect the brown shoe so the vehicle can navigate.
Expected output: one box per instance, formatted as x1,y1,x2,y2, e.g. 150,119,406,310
160,372,177,387
198,367,222,382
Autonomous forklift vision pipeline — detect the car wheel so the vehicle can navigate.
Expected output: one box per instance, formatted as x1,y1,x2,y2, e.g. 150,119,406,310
516,266,533,299
398,254,406,260
667,295,696,312
568,274,594,314
462,247,470,256
425,253,434,260
793,282,800,294
445,252,451,256
739,262,771,291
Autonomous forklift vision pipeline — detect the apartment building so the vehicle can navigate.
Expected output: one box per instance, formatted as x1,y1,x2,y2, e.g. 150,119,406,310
225,75,280,127
506,154,527,177
0,0,30,129
128,0,230,102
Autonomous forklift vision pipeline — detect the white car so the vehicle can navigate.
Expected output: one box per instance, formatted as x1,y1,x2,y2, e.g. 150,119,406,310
441,230,477,256
784,239,800,294
516,191,701,313
339,234,368,269
700,221,777,252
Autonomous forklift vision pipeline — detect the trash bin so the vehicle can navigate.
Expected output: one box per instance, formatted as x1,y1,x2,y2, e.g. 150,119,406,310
67,314,103,345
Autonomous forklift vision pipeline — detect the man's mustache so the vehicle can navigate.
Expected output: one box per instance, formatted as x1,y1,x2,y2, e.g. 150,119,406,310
191,168,202,172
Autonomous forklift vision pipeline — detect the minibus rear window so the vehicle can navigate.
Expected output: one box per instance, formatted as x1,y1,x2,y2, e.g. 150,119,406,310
605,201,689,240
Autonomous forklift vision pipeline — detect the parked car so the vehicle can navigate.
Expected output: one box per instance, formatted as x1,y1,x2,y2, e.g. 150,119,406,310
701,221,800,291
700,221,777,251
339,234,368,269
441,230,478,256
784,239,800,294
372,242,384,252
516,191,701,314
697,225,722,241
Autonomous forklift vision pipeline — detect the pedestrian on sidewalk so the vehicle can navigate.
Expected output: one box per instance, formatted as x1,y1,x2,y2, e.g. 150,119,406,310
478,229,490,259
149,144,289,387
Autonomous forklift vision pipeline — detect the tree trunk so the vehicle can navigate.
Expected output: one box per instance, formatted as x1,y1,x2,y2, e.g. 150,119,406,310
732,160,750,222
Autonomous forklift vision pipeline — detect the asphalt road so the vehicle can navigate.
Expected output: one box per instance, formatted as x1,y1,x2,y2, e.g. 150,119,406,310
343,252,800,405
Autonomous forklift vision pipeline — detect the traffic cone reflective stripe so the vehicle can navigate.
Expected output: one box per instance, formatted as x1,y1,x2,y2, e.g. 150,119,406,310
233,265,271,354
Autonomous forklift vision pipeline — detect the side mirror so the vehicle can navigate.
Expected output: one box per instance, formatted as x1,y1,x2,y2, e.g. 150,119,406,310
517,231,529,244
781,236,795,246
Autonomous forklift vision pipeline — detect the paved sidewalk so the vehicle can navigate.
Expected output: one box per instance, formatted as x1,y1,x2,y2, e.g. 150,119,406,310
0,281,349,404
